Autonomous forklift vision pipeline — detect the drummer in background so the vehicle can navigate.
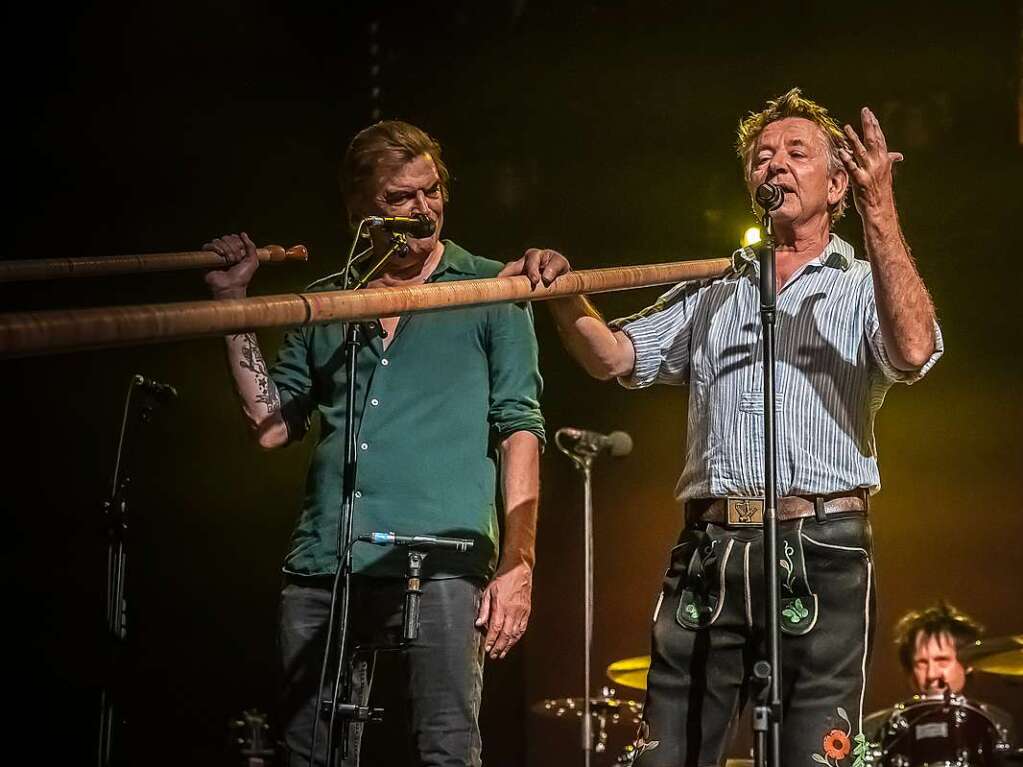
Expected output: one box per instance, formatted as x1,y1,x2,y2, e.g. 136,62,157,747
890,601,1015,743
894,600,983,696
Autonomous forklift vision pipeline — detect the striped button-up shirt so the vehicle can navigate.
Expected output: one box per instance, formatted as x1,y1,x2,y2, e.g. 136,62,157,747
612,235,942,501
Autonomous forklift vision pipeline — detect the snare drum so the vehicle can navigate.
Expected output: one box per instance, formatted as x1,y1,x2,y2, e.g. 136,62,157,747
878,694,1007,767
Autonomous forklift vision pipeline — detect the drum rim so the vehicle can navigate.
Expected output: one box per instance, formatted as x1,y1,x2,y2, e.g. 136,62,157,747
890,693,997,723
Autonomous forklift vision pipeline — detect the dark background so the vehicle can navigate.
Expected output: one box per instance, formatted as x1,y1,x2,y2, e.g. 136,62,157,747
4,2,1021,765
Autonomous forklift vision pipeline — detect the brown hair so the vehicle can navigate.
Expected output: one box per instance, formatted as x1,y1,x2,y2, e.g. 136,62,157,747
339,120,451,229
893,600,984,673
736,87,850,223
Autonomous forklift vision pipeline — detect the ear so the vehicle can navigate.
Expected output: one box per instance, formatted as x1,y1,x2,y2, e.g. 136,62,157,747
827,166,849,207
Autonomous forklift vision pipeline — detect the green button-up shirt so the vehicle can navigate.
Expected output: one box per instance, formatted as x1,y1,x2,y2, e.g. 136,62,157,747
270,241,545,578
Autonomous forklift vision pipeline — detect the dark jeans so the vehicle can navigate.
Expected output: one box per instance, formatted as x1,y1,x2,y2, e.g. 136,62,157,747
279,575,485,767
634,513,876,767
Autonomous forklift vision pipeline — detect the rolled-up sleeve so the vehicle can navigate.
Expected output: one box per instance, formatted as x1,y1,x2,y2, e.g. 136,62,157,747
269,327,315,442
486,301,545,445
863,279,944,385
609,281,700,389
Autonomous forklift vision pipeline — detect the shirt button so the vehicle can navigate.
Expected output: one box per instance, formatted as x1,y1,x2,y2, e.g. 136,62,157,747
360,442,368,451
370,398,379,407
381,358,389,366
354,491,362,498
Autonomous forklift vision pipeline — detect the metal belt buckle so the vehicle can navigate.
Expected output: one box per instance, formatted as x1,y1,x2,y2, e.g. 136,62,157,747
727,497,764,526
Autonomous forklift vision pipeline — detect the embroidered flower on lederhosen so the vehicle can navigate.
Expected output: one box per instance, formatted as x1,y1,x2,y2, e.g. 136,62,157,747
631,720,660,760
811,706,870,766
822,729,850,760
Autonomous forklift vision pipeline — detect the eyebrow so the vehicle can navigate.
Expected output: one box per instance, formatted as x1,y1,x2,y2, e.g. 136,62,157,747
384,179,440,195
758,136,814,152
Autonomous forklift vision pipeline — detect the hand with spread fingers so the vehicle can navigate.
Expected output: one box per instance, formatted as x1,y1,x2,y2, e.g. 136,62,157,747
475,560,533,659
839,107,904,216
498,247,571,288
203,232,260,299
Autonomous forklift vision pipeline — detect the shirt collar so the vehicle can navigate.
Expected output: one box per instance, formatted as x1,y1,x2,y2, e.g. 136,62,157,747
431,240,476,279
731,233,854,276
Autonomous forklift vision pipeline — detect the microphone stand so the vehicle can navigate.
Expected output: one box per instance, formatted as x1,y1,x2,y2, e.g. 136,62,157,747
555,432,601,767
402,550,425,643
97,375,172,767
310,232,408,767
752,209,782,767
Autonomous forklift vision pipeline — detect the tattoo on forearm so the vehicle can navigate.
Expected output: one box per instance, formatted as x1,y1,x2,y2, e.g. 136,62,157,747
234,333,281,413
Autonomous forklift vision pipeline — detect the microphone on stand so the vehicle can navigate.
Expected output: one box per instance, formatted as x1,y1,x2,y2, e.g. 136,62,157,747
357,532,474,552
362,214,436,239
133,374,178,401
555,427,633,458
754,182,785,213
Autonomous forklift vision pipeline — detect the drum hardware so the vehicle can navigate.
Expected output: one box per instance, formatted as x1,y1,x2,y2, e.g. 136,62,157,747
531,687,643,755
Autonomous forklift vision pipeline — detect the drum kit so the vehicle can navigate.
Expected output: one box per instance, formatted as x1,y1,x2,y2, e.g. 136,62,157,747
531,634,1022,766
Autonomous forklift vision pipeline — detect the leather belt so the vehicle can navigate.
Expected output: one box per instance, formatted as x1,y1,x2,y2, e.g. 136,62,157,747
685,489,868,527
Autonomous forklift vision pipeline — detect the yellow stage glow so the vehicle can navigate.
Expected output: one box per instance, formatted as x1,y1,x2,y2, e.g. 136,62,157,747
741,227,762,247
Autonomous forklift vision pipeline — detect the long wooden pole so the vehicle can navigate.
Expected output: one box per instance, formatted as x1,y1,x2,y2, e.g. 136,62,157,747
0,244,308,282
0,257,731,359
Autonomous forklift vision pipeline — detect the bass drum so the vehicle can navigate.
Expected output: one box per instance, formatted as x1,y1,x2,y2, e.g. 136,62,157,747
878,694,1008,766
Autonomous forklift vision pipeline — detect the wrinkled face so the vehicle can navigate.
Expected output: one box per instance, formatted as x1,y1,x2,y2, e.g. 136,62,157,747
911,632,968,695
748,117,846,228
364,152,444,261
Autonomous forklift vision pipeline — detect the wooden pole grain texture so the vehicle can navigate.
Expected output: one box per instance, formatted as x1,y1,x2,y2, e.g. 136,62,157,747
0,257,731,359
0,244,308,282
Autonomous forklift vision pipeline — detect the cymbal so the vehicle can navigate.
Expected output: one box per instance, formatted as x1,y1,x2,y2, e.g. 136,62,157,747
606,655,651,690
958,634,1023,676
532,696,643,725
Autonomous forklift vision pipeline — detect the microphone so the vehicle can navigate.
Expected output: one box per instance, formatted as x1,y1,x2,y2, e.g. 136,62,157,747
358,532,474,552
363,213,436,239
133,374,178,401
754,182,785,213
555,427,633,457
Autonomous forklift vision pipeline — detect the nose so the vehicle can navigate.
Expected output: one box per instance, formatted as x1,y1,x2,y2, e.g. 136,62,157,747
410,189,428,214
767,155,787,180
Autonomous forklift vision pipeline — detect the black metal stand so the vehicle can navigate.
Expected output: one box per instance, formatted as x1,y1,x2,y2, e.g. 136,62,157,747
752,211,782,767
402,550,426,643
97,375,172,767
309,232,407,767
554,434,599,767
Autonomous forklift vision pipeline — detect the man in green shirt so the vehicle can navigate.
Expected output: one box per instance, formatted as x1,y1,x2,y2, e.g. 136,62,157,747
204,121,544,766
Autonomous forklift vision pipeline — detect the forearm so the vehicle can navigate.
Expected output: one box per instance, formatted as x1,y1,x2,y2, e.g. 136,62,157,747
497,431,540,570
862,202,937,370
548,296,635,380
223,332,289,448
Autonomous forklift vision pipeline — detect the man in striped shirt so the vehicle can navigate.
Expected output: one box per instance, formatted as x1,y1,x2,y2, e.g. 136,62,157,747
503,88,942,765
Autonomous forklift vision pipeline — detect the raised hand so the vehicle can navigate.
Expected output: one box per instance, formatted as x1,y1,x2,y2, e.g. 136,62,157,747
839,107,903,215
203,232,260,299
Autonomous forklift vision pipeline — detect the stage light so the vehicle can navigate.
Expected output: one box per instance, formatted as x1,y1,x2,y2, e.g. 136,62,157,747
741,227,762,247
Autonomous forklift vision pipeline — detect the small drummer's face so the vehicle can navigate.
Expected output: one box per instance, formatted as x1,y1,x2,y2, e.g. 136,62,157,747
911,632,968,695
365,153,444,260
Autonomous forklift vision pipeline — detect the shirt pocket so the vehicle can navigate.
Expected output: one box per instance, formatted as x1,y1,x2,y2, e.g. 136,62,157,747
738,389,786,415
